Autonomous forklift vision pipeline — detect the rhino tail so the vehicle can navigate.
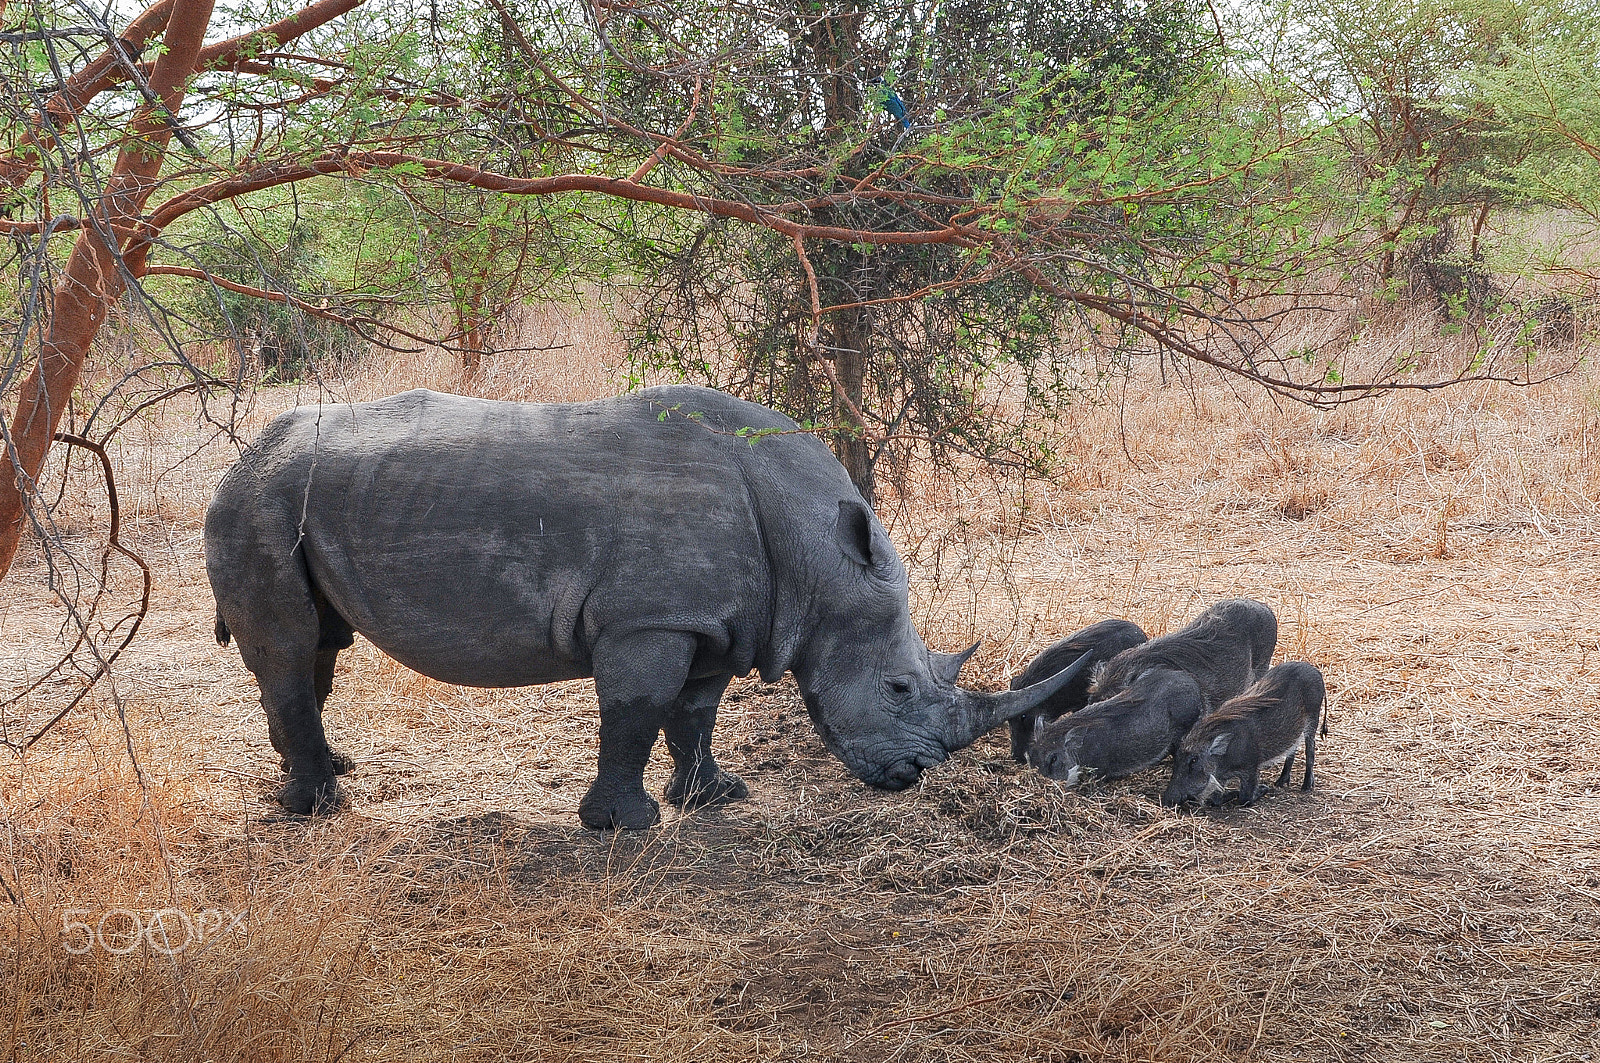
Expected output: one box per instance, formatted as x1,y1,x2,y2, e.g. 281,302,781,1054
214,610,231,647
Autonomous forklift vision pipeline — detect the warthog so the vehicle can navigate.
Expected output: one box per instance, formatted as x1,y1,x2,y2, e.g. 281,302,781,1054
1028,668,1206,787
1161,661,1327,807
1007,619,1149,763
1091,599,1277,708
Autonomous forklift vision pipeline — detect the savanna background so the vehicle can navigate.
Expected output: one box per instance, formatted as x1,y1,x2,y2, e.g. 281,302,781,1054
3,0,1600,1059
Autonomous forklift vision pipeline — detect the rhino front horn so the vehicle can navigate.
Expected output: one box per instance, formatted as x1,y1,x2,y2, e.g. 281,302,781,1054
944,650,1093,752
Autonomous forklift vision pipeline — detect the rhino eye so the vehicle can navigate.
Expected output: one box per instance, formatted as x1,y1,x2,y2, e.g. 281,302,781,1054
884,677,914,700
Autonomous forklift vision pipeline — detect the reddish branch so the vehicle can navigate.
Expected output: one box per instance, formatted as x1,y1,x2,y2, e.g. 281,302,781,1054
0,0,176,191
126,151,977,265
0,0,369,192
0,0,1557,588
0,0,391,579
788,232,872,430
138,265,450,353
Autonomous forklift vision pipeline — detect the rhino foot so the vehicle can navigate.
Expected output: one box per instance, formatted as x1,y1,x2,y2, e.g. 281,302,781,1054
280,746,356,777
578,786,661,830
665,767,749,809
278,774,343,816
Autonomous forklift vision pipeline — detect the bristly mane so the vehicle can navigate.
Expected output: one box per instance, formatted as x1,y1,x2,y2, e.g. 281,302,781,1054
1200,689,1279,726
1090,626,1249,698
1178,707,1243,750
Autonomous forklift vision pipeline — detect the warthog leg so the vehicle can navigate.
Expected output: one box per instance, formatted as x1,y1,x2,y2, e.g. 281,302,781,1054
663,673,747,809
1236,762,1263,807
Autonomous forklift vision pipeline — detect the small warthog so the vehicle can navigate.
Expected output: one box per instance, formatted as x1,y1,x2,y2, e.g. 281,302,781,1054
1028,668,1206,787
1008,619,1149,762
1091,599,1277,708
1161,661,1327,807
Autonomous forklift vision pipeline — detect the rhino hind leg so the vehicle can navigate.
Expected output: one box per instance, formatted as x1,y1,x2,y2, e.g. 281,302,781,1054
663,674,748,809
578,630,699,831
280,648,355,776
217,525,350,814
251,666,344,815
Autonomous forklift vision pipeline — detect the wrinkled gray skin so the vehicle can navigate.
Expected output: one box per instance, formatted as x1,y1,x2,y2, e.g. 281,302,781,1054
204,386,1088,829
1162,661,1327,808
1090,599,1277,708
1028,668,1205,786
1007,619,1148,763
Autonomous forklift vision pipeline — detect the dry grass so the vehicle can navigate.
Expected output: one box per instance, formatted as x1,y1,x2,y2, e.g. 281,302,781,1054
2,298,1599,1061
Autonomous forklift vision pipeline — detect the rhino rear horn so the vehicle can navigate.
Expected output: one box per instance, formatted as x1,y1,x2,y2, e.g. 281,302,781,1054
930,641,981,684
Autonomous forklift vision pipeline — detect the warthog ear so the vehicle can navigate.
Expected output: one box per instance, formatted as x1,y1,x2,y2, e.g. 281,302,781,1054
1087,659,1109,696
1208,733,1231,756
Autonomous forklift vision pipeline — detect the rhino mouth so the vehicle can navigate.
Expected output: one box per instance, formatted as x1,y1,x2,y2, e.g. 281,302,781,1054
864,748,947,790
798,688,948,789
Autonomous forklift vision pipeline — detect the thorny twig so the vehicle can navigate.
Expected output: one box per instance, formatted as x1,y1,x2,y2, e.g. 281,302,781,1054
1,433,150,754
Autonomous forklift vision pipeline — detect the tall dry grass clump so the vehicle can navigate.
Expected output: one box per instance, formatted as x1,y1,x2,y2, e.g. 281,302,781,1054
1,725,385,1060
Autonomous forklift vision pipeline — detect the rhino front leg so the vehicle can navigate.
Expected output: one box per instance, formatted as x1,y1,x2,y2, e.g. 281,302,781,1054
579,630,698,830
663,674,748,809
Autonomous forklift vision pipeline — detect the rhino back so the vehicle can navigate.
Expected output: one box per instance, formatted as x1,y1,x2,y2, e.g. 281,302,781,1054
211,387,843,687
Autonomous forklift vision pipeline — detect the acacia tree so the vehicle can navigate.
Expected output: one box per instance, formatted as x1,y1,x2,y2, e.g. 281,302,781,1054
1468,5,1600,233
0,0,1572,587
1241,0,1542,283
621,0,1228,500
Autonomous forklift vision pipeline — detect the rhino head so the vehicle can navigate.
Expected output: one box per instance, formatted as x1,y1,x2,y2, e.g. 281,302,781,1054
788,500,1089,790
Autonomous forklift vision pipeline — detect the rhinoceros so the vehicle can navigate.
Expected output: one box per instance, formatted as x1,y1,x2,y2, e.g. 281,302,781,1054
205,386,1086,828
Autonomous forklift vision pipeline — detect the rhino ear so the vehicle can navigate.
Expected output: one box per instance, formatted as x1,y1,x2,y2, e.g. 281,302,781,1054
835,499,890,570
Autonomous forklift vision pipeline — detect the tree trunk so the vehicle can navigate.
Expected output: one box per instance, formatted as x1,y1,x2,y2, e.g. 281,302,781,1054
805,6,874,503
0,0,216,581
832,298,873,505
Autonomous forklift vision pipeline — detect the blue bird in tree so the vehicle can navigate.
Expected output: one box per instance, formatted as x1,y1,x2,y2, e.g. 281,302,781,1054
870,76,911,130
